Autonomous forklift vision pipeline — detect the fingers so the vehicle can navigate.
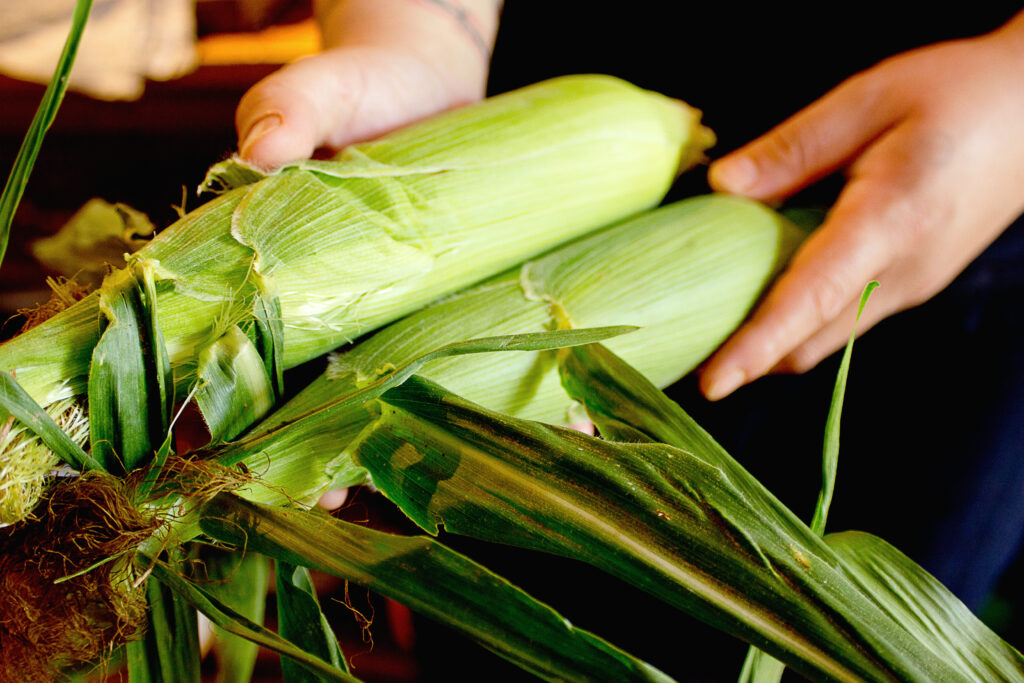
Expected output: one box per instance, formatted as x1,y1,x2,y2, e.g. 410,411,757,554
237,51,362,169
699,194,887,400
709,66,900,202
771,282,889,375
318,487,349,510
701,121,948,400
237,46,467,169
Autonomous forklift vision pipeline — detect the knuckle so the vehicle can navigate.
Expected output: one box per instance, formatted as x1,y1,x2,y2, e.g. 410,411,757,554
762,124,813,179
887,194,953,254
807,271,849,326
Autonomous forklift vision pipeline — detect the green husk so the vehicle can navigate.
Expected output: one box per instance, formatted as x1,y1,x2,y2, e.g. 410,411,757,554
218,194,803,506
0,75,708,414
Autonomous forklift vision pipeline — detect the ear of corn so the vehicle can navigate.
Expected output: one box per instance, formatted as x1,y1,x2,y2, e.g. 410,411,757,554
220,194,803,507
0,74,710,521
0,74,709,412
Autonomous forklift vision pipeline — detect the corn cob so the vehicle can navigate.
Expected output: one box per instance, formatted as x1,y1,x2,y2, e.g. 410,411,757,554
221,194,804,507
0,75,711,522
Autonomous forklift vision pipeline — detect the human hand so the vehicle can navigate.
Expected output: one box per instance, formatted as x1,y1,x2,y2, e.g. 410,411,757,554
700,12,1024,400
236,0,500,169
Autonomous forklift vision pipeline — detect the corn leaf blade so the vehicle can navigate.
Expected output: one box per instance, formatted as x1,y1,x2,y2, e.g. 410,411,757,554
826,531,1024,680
0,371,99,472
199,493,676,683
0,0,93,269
200,548,269,683
348,372,965,682
145,575,202,683
742,281,878,683
214,325,635,485
276,561,348,683
144,557,359,683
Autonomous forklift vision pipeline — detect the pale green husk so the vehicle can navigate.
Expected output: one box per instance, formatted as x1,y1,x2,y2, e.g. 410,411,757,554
0,75,708,413
222,194,803,506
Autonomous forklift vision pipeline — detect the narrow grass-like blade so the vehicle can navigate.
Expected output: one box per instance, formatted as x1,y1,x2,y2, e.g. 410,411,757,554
277,561,348,682
349,372,963,682
827,531,1024,680
0,371,100,471
742,281,878,682
146,576,202,683
145,557,359,682
200,548,269,683
0,0,93,269
216,326,634,469
200,493,676,683
810,281,877,535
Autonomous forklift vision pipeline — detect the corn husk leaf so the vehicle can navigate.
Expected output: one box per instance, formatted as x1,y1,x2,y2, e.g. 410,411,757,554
31,199,155,287
200,549,269,683
144,557,359,683
826,531,1024,681
127,573,201,683
214,326,635,504
0,372,98,473
276,561,348,682
199,493,675,683
346,366,973,682
217,195,801,508
89,260,174,472
196,326,276,444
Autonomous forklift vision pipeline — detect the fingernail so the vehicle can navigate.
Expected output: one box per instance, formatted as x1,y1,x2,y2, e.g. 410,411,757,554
710,155,758,193
239,113,282,159
705,368,746,401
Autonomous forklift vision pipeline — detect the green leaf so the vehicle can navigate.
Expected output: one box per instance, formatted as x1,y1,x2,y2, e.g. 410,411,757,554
89,264,173,472
144,556,359,682
196,326,276,443
0,371,100,472
0,0,93,270
200,493,675,683
126,620,161,683
136,259,175,437
810,281,877,535
743,281,878,683
251,285,285,401
215,326,635,471
145,575,202,683
276,561,348,682
349,371,963,682
826,531,1024,680
200,548,269,683
737,649,785,683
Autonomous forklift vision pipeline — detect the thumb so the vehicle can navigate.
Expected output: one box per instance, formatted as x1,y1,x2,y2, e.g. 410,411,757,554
236,50,366,169
708,68,901,202
237,46,480,169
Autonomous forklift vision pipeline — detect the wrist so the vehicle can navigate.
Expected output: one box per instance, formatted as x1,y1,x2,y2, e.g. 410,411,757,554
314,0,500,102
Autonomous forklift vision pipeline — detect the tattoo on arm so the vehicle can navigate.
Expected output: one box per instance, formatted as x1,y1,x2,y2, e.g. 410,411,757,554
419,0,501,58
